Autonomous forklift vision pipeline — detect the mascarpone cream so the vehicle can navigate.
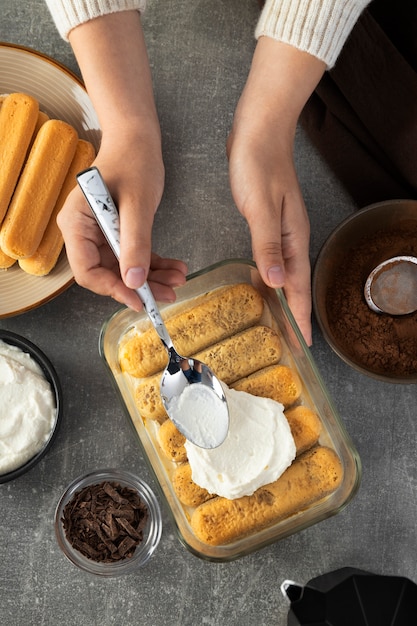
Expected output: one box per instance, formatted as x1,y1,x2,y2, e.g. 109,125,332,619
166,382,229,449
0,339,56,475
185,386,296,499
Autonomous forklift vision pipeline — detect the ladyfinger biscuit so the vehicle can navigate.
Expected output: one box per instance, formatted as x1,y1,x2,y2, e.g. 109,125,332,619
135,374,166,422
159,403,320,466
193,325,282,385
232,364,302,409
172,405,322,506
284,406,322,455
135,325,282,421
190,446,343,545
172,463,214,507
0,247,16,269
0,119,78,259
35,111,50,131
158,418,187,463
0,93,39,223
19,139,95,276
119,283,264,378
26,110,50,156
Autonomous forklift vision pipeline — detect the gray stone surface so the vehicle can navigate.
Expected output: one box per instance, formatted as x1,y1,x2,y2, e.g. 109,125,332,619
1,1,416,625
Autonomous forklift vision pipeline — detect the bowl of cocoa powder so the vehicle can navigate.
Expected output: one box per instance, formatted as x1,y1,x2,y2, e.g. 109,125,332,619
313,199,417,383
55,469,162,576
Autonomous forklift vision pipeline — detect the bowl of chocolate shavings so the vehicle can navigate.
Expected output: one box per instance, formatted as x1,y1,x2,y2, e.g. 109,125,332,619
54,469,162,576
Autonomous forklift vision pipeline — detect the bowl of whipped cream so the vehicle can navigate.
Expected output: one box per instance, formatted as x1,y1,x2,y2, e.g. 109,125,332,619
0,330,62,482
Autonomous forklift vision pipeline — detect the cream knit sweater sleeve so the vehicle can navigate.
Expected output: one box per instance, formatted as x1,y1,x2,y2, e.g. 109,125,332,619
44,0,146,41
256,0,371,68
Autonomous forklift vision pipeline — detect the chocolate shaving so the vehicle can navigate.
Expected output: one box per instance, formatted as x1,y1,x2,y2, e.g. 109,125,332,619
117,536,137,557
62,481,148,563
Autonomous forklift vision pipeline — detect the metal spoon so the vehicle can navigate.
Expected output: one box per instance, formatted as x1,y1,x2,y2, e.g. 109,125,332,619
77,166,229,449
364,255,417,315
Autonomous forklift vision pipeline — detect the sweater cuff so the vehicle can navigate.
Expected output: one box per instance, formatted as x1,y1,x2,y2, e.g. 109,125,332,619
45,0,147,41
255,0,371,68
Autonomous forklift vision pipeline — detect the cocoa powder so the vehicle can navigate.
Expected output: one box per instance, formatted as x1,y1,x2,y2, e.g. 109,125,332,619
326,223,417,378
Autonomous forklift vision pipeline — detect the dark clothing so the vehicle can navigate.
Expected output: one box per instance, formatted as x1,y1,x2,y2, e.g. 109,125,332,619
300,0,417,207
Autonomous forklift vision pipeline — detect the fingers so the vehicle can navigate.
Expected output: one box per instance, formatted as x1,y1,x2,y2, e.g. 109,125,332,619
279,229,312,347
282,275,313,347
147,254,188,301
248,192,312,345
118,190,154,291
228,147,313,345
57,185,140,308
92,147,163,290
57,175,187,310
227,111,313,344
245,203,286,288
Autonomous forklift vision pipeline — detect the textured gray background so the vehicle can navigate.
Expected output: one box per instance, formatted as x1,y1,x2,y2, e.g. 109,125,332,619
1,1,416,625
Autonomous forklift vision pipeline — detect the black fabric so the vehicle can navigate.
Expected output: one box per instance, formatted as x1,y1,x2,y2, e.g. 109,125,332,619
300,0,417,206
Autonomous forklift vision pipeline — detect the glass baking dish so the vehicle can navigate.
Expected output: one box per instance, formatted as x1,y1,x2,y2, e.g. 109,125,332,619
99,259,361,561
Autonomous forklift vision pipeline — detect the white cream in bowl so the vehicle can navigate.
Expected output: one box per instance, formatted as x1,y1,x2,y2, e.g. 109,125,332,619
0,339,56,475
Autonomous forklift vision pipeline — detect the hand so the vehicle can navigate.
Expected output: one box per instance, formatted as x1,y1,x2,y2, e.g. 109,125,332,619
228,38,326,345
59,11,187,308
58,135,187,310
227,122,312,344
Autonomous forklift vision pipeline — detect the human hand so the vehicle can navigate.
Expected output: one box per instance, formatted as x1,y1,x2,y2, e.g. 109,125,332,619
227,122,312,344
57,133,187,311
227,38,326,345
59,11,187,308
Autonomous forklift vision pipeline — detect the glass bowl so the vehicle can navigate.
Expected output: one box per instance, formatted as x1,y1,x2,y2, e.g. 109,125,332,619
99,259,361,561
54,469,162,576
313,200,417,383
0,330,63,483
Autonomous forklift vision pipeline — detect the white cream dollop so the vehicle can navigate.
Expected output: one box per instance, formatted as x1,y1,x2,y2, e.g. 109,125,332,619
0,340,56,475
166,383,229,449
185,386,296,499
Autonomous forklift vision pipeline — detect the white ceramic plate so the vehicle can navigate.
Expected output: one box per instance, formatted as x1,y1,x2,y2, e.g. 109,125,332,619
0,42,101,318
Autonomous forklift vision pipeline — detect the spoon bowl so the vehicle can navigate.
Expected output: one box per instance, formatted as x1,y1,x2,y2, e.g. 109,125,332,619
77,167,229,448
364,255,417,315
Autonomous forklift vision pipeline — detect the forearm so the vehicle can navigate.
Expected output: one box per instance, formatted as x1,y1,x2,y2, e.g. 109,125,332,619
235,37,326,148
68,11,160,145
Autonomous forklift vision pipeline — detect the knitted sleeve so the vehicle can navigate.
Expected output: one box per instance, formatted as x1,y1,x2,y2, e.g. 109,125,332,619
44,0,147,41
256,0,371,68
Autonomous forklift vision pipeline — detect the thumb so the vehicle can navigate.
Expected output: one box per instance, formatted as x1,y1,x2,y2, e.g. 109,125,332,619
248,207,313,345
247,210,286,289
118,198,154,290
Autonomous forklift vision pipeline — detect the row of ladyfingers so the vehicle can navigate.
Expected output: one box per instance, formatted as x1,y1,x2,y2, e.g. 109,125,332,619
133,329,295,423
0,92,95,275
161,405,323,507
158,388,342,546
121,284,300,422
119,283,344,546
156,368,342,546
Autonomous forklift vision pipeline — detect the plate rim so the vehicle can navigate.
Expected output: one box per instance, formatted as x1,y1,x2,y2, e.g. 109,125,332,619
0,42,96,317
0,40,85,88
